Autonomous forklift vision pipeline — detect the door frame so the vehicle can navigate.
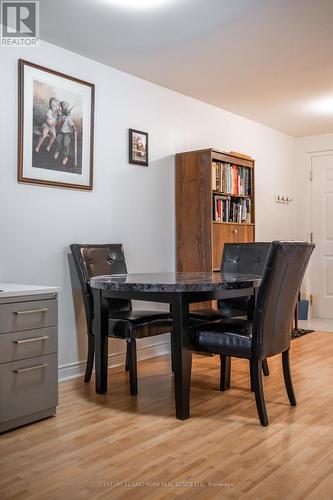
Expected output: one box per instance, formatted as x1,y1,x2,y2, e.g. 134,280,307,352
307,149,333,318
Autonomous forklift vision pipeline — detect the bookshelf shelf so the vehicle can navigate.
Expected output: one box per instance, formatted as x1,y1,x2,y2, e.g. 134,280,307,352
213,221,254,226
176,148,255,308
212,191,253,198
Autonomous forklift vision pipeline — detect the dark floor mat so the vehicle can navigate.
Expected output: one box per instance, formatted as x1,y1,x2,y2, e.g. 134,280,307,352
291,329,314,339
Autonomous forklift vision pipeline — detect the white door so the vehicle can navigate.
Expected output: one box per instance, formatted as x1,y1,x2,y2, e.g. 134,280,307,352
311,153,333,318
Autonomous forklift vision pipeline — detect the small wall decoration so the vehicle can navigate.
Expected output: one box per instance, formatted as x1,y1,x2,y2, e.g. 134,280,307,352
18,59,95,190
129,129,148,166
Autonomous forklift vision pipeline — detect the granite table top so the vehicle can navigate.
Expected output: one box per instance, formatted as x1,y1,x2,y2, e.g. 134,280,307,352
89,272,261,293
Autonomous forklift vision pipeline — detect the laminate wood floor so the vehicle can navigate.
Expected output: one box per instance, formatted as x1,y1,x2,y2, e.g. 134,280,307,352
0,333,332,500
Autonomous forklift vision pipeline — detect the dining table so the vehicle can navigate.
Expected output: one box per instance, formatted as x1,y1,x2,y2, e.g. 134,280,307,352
90,271,261,420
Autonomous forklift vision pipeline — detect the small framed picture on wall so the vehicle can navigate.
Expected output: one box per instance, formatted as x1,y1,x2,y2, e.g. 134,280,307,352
129,129,148,166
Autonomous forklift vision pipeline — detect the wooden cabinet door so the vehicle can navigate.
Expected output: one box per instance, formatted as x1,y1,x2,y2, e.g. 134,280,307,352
237,225,255,244
212,224,254,270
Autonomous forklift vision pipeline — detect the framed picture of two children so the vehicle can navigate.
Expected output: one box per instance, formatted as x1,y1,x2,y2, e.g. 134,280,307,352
18,59,95,190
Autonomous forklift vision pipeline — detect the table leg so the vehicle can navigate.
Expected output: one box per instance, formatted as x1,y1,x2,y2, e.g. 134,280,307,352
92,288,108,394
172,293,192,420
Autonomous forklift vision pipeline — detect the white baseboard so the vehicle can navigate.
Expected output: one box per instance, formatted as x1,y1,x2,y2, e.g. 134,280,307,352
58,339,171,382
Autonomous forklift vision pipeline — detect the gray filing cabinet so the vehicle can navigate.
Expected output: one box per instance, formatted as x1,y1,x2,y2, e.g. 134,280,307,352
0,289,58,433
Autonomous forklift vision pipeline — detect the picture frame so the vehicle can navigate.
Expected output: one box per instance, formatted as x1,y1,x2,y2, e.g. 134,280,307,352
129,129,148,166
18,59,95,190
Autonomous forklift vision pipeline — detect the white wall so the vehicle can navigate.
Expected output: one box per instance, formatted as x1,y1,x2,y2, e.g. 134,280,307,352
0,41,302,378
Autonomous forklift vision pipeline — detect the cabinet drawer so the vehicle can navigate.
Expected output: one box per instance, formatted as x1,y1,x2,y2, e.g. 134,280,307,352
0,354,58,425
0,327,57,364
0,299,57,334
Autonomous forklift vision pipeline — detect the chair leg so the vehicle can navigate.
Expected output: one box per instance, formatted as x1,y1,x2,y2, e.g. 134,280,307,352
84,335,95,383
251,359,269,389
220,355,231,391
125,342,130,372
282,349,297,406
262,359,270,376
127,339,138,396
252,359,269,426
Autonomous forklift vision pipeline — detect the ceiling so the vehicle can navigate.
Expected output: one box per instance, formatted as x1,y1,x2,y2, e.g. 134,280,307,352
39,0,333,137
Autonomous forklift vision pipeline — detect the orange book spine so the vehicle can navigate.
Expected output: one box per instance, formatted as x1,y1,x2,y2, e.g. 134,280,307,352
232,165,238,195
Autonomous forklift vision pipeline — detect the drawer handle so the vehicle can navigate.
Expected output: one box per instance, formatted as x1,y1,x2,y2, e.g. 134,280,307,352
14,336,49,344
14,308,49,315
232,229,238,234
13,364,48,374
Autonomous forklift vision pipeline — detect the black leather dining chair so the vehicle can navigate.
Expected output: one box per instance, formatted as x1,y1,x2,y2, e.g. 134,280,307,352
190,242,271,322
70,244,172,395
190,242,271,377
191,241,314,426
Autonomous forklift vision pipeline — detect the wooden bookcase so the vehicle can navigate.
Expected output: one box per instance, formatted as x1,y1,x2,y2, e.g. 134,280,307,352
176,148,255,277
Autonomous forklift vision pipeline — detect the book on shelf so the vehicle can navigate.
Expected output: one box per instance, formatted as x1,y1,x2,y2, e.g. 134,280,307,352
212,162,217,190
213,194,252,224
212,161,252,196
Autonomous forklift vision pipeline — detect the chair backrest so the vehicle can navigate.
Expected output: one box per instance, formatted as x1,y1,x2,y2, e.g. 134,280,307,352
221,242,271,274
252,241,314,359
219,242,271,318
70,244,131,334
